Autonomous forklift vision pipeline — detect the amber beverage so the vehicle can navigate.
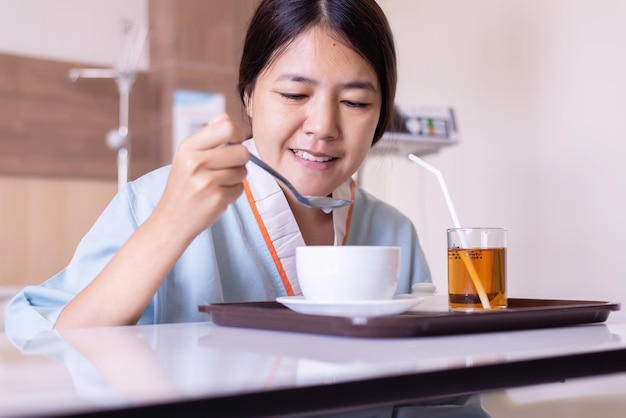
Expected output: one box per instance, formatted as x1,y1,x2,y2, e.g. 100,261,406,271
447,227,507,311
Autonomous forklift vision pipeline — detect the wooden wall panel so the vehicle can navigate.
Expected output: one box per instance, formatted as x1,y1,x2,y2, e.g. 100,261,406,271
148,0,259,161
0,176,117,286
0,54,161,180
173,1,255,67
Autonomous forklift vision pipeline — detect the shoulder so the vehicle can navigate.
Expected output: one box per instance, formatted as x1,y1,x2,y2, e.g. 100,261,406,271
354,187,414,227
96,166,171,226
117,165,172,211
127,166,171,198
348,187,418,246
350,187,432,285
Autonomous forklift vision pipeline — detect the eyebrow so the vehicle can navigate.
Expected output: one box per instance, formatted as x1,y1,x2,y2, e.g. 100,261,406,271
276,74,378,93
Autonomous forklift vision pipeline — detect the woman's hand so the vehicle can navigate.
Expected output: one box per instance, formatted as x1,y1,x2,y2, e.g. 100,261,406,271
54,114,250,329
153,114,249,243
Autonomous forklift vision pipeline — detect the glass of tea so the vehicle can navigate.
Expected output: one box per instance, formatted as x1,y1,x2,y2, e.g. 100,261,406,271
447,227,507,311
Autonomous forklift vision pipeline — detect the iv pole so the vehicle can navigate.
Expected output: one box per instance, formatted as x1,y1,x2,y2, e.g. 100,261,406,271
68,20,149,192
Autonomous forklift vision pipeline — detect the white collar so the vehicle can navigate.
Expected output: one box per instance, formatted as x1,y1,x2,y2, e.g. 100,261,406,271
242,139,354,295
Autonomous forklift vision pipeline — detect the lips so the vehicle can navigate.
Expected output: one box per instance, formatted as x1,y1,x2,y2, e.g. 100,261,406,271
291,149,336,162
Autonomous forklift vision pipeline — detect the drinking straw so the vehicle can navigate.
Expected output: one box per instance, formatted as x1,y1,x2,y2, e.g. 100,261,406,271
408,154,491,309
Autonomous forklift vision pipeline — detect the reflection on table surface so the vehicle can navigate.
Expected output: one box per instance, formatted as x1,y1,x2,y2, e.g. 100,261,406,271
1,314,625,417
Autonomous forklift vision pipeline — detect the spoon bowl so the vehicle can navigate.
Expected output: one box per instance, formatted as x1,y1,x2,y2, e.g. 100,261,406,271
248,154,352,213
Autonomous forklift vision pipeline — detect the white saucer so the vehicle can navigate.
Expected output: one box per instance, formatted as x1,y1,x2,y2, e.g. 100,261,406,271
275,295,423,318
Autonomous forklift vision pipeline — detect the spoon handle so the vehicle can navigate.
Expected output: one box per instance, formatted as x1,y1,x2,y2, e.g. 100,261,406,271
248,154,301,200
247,152,350,212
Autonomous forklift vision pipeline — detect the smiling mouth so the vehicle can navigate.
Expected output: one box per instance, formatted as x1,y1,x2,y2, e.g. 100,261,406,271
292,149,336,162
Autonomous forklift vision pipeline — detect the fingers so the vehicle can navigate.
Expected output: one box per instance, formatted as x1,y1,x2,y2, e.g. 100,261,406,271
158,113,251,239
177,141,249,184
208,113,230,124
199,142,249,170
199,162,247,188
173,113,250,174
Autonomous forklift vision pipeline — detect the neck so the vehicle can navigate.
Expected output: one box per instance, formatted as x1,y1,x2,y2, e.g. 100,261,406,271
288,198,334,246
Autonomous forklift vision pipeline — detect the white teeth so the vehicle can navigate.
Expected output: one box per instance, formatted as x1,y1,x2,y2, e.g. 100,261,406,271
293,149,334,162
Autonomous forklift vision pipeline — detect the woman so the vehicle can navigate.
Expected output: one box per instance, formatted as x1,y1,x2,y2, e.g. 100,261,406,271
6,0,431,337
5,1,497,416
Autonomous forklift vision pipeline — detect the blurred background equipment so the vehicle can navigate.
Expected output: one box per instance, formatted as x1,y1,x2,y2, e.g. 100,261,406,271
68,20,149,191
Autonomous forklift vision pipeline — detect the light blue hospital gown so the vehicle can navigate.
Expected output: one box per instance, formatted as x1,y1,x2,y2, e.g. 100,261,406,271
4,139,490,417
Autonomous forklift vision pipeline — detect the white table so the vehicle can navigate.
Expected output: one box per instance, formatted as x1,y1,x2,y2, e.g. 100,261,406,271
1,307,626,417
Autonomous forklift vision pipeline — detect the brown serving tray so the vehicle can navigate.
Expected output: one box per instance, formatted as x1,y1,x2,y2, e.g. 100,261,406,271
199,298,620,338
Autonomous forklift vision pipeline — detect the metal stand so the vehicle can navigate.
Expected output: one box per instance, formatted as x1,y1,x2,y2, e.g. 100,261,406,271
68,21,149,192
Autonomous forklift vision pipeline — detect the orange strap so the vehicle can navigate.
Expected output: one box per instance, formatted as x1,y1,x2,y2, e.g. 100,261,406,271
243,178,356,293
262,356,283,389
243,179,295,296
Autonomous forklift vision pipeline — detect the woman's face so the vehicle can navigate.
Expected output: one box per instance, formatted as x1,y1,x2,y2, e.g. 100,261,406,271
246,26,381,199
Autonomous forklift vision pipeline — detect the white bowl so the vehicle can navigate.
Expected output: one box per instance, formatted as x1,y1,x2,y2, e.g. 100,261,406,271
295,246,401,302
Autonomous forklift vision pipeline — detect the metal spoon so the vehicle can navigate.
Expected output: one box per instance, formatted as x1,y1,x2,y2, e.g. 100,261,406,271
248,154,353,213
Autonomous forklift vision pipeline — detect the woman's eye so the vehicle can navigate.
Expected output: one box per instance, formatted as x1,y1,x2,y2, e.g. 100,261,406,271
280,93,307,101
343,100,368,108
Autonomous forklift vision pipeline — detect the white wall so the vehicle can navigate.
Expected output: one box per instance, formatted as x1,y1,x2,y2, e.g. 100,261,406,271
372,0,626,304
0,0,148,69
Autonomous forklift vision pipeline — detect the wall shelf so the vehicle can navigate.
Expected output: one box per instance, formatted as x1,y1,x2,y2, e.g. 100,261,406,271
370,105,459,157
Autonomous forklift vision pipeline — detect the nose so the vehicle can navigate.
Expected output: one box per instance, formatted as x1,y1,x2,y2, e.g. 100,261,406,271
302,97,339,140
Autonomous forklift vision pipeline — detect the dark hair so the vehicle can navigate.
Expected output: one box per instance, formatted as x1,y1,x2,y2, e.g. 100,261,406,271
237,0,397,145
